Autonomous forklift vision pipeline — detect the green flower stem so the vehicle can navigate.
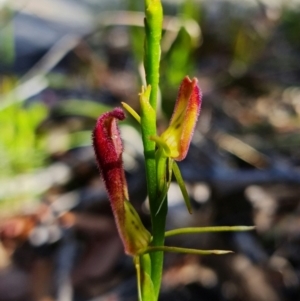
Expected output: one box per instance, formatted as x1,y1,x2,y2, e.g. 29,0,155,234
144,0,163,109
139,87,157,217
149,202,167,299
143,0,165,298
165,226,256,237
140,85,166,298
134,256,143,301
142,246,233,255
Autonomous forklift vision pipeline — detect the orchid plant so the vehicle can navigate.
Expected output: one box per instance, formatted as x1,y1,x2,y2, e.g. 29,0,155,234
92,1,254,300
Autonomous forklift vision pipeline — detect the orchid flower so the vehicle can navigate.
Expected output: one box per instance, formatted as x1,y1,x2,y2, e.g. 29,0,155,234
92,86,253,301
91,0,256,298
149,76,202,214
159,76,202,160
92,108,151,256
122,77,202,214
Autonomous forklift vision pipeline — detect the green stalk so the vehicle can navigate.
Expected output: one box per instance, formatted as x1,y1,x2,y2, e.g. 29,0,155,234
144,0,163,109
140,85,165,299
143,0,165,298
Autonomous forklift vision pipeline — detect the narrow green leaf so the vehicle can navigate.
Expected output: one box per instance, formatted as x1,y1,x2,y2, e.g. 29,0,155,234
143,246,233,255
172,161,192,214
165,226,256,237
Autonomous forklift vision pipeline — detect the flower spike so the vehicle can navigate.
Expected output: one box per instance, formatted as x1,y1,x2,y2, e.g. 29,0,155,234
92,108,151,256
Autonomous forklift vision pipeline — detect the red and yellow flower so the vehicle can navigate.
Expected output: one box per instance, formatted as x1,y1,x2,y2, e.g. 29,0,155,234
160,76,202,161
92,108,151,256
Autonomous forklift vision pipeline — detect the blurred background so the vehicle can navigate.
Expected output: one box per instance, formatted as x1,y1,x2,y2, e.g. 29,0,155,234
1,0,300,300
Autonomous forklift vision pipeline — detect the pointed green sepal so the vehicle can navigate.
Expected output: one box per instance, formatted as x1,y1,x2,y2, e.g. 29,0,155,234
121,102,141,124
123,200,152,255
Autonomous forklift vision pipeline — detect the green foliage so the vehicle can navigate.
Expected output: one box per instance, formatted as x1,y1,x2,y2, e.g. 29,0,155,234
0,85,48,215
53,99,112,120
281,7,300,47
0,100,47,177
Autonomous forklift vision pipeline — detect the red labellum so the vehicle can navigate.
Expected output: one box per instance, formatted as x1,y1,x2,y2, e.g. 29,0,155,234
92,108,150,255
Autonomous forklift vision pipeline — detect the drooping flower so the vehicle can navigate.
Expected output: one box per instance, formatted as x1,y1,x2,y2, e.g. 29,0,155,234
92,108,151,256
160,76,202,161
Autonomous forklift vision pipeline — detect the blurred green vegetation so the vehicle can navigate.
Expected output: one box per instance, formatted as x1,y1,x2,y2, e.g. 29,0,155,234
1,1,300,299
0,78,48,178
0,0,300,219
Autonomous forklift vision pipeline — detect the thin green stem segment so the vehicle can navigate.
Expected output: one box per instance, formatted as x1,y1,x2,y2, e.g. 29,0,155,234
149,200,167,299
144,0,163,109
134,256,142,301
135,254,156,301
140,85,166,298
143,246,233,255
165,226,256,237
